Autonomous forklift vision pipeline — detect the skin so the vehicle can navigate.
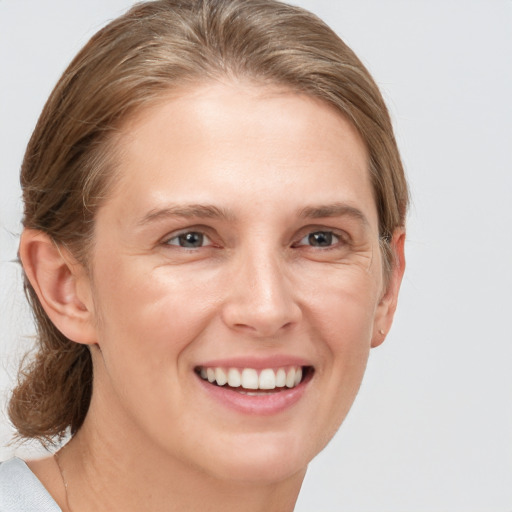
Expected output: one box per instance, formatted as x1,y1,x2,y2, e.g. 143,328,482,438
21,81,405,512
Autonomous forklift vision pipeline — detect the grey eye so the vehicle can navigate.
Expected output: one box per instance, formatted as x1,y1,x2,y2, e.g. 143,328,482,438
167,231,209,248
299,231,339,247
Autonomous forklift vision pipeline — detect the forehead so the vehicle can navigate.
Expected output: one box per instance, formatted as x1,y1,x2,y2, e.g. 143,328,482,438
102,80,376,229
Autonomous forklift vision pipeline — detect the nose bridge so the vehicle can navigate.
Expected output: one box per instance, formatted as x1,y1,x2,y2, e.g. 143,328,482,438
222,241,300,336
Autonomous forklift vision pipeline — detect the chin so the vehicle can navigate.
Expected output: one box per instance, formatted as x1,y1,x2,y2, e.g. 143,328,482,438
195,431,314,484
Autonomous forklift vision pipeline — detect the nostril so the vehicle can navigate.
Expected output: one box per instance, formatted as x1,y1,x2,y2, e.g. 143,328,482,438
231,319,295,338
222,299,302,337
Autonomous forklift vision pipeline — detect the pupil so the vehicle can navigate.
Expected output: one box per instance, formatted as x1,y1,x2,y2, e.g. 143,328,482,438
179,232,203,248
309,231,332,247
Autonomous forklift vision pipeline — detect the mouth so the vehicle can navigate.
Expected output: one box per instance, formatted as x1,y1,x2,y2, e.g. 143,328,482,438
194,365,314,395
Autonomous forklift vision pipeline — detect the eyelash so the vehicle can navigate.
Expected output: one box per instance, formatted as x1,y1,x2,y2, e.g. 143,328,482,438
293,230,344,249
163,228,347,250
164,230,213,249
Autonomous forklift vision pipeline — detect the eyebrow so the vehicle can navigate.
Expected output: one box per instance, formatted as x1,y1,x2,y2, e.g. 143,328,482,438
136,204,234,226
136,202,369,227
299,203,369,226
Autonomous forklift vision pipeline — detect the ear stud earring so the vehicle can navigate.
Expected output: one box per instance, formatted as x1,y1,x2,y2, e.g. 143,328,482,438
378,329,385,335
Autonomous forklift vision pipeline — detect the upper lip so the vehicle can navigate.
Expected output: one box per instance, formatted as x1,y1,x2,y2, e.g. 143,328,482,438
195,355,313,369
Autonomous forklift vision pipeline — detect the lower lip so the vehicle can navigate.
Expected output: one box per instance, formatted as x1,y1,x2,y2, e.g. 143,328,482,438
196,372,311,415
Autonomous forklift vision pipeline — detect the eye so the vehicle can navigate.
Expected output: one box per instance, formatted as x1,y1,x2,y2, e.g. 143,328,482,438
297,230,341,248
165,231,211,248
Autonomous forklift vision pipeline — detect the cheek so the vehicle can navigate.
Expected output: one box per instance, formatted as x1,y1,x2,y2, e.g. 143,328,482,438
89,259,219,391
310,279,376,389
298,262,382,346
297,268,381,437
87,261,219,435
94,258,212,334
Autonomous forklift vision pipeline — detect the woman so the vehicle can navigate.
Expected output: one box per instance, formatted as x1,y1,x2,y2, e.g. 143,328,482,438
0,0,407,510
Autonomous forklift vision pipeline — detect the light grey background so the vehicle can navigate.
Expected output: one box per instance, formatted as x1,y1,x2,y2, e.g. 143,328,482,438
1,1,511,511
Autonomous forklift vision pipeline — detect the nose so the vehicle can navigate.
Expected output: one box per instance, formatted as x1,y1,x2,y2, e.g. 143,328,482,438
221,249,302,338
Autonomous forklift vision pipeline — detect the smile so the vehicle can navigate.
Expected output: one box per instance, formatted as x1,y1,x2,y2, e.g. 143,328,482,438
196,366,308,392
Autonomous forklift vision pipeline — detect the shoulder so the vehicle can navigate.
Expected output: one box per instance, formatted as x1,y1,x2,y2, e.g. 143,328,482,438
0,458,61,512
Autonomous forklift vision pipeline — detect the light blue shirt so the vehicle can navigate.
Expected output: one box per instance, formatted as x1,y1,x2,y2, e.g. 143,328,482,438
0,458,60,511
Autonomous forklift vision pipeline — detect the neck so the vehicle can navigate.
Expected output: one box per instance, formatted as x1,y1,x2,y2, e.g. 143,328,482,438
58,417,305,512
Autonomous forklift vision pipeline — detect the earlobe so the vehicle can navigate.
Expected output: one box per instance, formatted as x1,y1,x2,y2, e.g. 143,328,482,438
19,229,97,345
371,229,406,348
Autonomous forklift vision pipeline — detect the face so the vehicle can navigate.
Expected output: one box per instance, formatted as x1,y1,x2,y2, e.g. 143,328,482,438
80,81,399,483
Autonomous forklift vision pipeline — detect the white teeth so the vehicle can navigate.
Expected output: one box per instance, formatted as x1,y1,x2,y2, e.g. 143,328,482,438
198,365,306,390
294,367,302,386
285,367,296,388
259,369,276,390
241,368,259,390
276,368,286,387
215,368,227,386
227,368,241,387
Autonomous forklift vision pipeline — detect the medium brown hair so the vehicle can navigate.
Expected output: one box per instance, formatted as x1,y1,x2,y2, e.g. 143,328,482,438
9,0,409,445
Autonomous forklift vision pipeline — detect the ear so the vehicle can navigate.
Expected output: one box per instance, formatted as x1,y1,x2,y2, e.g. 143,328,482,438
371,229,406,348
19,229,97,345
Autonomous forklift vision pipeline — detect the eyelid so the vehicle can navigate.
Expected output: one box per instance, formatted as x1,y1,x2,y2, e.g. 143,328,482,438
297,231,339,247
293,226,350,247
166,233,212,247
161,225,216,247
